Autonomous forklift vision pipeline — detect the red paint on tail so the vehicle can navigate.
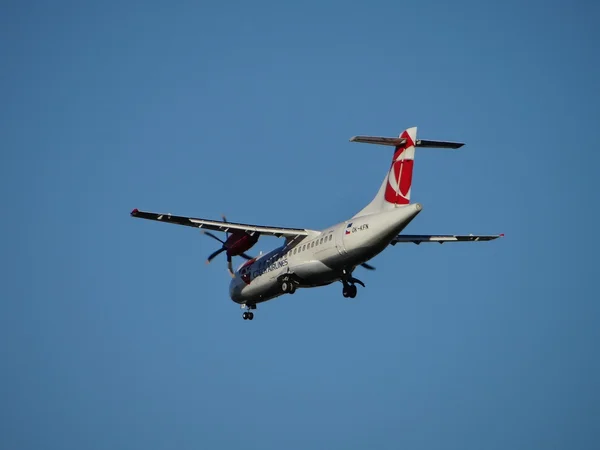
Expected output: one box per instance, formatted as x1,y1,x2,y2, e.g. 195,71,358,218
384,130,415,205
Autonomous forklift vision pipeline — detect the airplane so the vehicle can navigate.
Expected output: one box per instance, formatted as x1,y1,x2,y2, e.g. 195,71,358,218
130,126,503,320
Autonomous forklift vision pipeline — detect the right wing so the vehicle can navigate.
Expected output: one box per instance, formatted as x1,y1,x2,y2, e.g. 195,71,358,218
391,234,504,245
130,209,311,239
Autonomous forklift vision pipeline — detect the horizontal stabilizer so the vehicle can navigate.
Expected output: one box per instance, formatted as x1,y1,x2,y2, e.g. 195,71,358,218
415,139,464,149
350,136,464,149
350,136,407,146
391,234,503,245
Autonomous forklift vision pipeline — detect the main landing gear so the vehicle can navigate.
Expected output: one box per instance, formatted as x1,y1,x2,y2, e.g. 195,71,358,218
342,283,357,298
241,303,256,320
280,277,296,295
341,270,364,299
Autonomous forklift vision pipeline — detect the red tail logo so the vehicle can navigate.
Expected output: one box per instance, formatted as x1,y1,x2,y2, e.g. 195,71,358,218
384,130,415,204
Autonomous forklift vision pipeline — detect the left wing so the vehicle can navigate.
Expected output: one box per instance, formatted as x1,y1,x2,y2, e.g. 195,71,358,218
392,234,504,245
130,209,311,238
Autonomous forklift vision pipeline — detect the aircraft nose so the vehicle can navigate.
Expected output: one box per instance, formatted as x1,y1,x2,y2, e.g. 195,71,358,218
229,277,243,301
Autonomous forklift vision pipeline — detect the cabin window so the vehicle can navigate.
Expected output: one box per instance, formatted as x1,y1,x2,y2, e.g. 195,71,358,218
319,238,323,244
329,235,333,241
302,245,306,251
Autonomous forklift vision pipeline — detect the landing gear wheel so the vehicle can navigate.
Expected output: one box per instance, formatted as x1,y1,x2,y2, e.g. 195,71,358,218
281,278,296,294
342,284,357,298
348,284,357,298
242,311,254,320
242,312,248,320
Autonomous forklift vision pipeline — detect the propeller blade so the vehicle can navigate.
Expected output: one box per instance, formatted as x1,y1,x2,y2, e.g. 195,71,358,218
202,230,225,244
222,214,229,238
240,253,254,260
206,247,226,263
227,255,235,277
360,263,376,270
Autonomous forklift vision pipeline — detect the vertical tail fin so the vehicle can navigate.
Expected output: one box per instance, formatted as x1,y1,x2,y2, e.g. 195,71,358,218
353,127,418,217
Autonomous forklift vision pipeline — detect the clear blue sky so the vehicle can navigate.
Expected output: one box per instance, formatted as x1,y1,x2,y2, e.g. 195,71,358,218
2,1,599,449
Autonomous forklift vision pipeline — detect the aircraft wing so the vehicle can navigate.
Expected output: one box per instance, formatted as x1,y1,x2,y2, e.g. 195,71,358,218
391,234,504,245
130,209,310,238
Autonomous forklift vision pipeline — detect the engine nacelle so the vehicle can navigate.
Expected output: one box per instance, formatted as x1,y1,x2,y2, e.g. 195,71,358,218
224,231,259,257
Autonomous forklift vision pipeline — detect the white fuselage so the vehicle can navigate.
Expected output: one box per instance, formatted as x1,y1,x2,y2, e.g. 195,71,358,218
229,203,422,305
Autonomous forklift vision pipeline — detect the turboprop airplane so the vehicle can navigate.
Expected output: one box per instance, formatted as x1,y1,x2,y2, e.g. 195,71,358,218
130,127,502,320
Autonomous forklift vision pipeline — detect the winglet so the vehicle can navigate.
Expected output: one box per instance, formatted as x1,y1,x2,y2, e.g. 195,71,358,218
131,208,139,216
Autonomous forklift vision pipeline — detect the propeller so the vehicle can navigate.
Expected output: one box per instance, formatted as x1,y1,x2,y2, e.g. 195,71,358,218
202,230,254,277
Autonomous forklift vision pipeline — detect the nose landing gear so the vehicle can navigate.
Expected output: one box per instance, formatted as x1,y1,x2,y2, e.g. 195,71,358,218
241,303,257,320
